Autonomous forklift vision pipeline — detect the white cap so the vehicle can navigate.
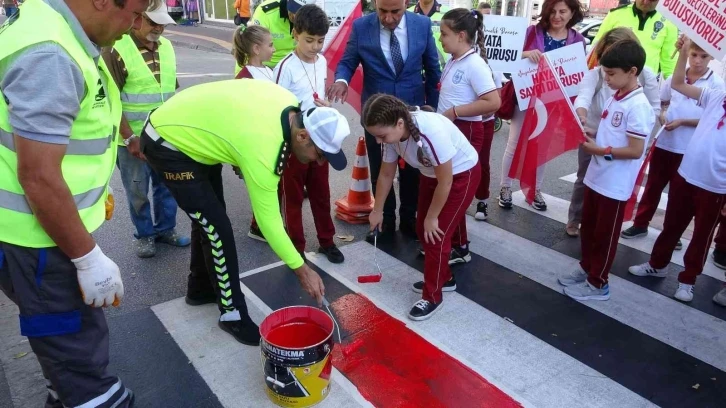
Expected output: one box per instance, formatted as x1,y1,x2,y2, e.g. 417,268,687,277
302,107,350,170
145,4,177,26
287,0,316,13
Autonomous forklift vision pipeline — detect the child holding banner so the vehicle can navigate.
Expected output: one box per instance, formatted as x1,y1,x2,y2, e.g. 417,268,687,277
363,94,480,320
629,37,726,305
566,27,660,238
437,8,501,230
558,39,654,301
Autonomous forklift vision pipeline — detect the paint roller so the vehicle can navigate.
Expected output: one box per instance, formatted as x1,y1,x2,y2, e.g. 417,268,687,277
357,227,383,283
322,297,363,358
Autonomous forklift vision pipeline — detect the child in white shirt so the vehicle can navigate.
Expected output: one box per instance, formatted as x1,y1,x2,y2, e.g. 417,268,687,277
558,39,655,301
363,94,479,321
629,37,726,305
233,25,275,81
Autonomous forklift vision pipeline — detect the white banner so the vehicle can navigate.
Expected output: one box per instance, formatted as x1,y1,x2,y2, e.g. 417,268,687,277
510,43,588,111
483,15,529,73
657,0,726,60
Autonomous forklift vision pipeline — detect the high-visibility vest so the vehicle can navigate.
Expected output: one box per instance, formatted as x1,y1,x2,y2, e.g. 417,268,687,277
113,34,176,139
250,0,295,68
409,3,450,68
0,0,120,248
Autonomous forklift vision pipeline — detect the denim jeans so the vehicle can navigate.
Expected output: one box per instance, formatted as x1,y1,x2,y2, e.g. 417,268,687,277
117,146,178,238
4,6,18,17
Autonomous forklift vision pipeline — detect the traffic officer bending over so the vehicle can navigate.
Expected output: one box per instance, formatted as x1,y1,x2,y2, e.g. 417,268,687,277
103,4,190,259
0,0,151,406
409,0,449,67
140,80,350,345
594,0,678,78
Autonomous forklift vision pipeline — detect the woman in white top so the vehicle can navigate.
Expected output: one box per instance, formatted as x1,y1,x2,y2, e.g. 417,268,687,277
565,27,660,237
363,94,480,321
233,25,275,81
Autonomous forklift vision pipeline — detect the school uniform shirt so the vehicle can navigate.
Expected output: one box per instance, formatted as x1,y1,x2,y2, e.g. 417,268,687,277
584,87,655,201
274,52,327,110
436,49,497,122
382,111,478,178
240,65,275,81
678,87,726,194
658,69,725,154
483,71,503,123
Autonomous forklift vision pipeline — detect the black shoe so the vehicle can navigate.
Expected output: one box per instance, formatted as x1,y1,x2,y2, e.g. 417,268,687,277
218,319,261,346
407,299,443,321
248,225,266,242
366,221,395,243
319,245,344,263
399,218,418,239
475,202,488,221
412,278,456,294
713,250,726,270
185,293,217,306
450,245,472,265
621,226,648,239
675,239,683,251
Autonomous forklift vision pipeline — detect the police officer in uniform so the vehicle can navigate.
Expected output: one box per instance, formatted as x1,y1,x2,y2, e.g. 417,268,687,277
594,0,678,78
409,0,449,67
139,80,351,345
250,0,313,68
0,0,152,406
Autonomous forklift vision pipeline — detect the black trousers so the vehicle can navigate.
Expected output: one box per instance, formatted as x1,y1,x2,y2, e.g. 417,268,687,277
141,133,249,317
365,130,419,223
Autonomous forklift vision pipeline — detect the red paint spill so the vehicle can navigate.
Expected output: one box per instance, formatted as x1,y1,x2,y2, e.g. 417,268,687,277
330,294,522,408
266,322,329,348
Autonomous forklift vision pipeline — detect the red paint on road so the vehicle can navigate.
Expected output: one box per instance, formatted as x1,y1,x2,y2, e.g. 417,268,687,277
330,294,521,408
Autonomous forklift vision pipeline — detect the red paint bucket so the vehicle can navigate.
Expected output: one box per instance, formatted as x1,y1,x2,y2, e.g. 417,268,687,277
260,306,335,407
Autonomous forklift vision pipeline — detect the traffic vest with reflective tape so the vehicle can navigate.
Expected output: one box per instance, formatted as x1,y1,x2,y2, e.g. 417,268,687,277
409,4,450,68
0,0,120,248
113,34,176,139
251,0,295,68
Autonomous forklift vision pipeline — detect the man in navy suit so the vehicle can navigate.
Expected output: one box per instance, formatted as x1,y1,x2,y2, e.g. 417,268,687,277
328,0,441,242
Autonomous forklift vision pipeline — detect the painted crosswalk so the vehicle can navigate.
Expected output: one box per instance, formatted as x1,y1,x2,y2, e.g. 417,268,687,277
145,184,726,407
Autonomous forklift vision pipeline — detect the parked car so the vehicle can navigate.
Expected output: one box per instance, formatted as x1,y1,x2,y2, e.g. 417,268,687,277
574,18,603,54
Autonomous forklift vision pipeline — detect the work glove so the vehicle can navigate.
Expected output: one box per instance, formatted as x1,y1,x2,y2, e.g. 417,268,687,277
72,245,124,307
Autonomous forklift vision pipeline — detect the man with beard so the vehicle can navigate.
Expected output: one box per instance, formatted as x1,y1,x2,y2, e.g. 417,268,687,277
102,3,190,259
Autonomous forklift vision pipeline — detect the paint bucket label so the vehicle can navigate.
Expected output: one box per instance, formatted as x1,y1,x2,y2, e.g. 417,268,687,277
260,306,334,408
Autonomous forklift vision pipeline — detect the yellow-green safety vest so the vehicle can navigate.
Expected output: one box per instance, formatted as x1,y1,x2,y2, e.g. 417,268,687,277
251,0,295,69
409,3,450,68
0,0,121,248
113,34,176,140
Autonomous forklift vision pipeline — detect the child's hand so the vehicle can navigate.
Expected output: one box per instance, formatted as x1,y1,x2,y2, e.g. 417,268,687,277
314,98,331,107
442,108,456,121
584,127,596,138
659,111,667,126
578,115,587,127
581,135,601,155
423,217,443,244
664,119,683,131
676,35,690,51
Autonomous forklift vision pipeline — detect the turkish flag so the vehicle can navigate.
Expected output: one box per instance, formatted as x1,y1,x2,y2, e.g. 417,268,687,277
323,1,364,113
508,57,585,203
623,127,665,222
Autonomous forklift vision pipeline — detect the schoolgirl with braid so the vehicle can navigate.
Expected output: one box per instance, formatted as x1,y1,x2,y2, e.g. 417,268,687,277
438,8,501,224
363,94,480,321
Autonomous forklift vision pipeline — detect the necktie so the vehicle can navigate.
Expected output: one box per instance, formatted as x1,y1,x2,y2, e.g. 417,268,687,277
390,29,404,75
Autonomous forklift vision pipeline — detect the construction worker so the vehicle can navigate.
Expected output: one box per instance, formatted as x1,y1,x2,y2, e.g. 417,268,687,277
0,0,152,406
409,0,449,67
235,0,312,74
102,4,190,259
594,0,678,78
140,79,350,345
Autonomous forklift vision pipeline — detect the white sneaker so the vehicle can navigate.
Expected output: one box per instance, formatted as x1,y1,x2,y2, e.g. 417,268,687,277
674,283,694,302
713,287,726,307
558,267,587,286
628,262,667,278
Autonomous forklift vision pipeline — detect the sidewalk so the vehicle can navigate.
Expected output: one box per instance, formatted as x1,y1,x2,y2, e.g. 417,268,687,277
165,22,236,54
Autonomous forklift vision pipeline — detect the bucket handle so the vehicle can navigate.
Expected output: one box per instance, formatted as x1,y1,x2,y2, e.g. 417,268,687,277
322,296,342,344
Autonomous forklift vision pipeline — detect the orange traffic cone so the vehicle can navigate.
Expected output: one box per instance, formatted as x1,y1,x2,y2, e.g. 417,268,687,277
335,137,374,224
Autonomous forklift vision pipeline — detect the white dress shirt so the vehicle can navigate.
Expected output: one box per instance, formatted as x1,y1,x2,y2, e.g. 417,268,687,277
379,13,408,74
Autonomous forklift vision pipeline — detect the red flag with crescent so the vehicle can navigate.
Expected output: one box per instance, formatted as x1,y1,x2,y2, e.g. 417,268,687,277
323,1,364,113
508,57,585,203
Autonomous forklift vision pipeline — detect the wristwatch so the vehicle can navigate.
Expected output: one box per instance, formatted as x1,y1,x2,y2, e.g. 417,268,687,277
123,134,138,147
603,146,614,161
